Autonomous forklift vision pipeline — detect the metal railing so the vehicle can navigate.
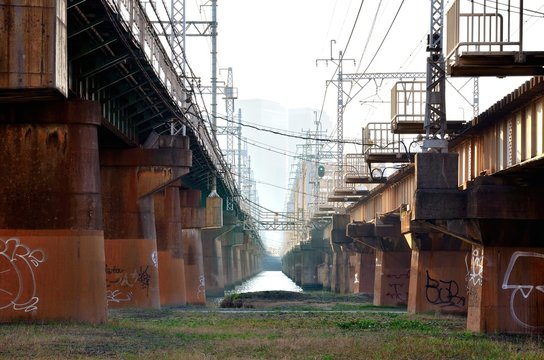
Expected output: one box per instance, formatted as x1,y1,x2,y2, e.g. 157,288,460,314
391,81,425,126
104,0,240,209
363,122,406,155
446,0,522,62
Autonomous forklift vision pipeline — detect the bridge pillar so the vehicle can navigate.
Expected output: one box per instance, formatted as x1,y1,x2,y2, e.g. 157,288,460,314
300,229,325,290
467,243,544,333
404,230,469,314
403,152,470,314
374,250,411,306
240,244,250,281
347,216,410,305
101,135,191,309
234,244,244,284
0,100,105,323
350,248,376,294
463,177,544,333
293,246,303,285
331,245,351,293
180,189,206,305
202,225,234,297
222,228,244,289
154,182,186,306
317,246,333,291
282,248,295,281
222,244,235,289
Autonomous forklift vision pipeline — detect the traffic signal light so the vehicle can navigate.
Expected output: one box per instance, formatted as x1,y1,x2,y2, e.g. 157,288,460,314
318,165,325,178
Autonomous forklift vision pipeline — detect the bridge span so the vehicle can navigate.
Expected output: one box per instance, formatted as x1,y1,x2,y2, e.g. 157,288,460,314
0,0,265,323
283,76,544,333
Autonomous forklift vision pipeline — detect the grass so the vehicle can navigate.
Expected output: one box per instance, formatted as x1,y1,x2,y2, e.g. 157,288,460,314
0,292,543,359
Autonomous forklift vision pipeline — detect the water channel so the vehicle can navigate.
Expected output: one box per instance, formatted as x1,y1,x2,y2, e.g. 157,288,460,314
225,271,302,295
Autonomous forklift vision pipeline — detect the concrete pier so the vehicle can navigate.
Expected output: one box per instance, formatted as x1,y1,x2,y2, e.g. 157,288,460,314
155,183,187,306
0,100,106,323
180,189,206,305
100,135,191,309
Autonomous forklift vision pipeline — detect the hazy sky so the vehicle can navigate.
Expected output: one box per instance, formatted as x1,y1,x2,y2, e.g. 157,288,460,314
185,0,543,134
180,0,544,249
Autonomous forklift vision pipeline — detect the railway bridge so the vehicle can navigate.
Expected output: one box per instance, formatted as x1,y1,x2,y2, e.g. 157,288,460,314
0,0,264,323
283,0,544,334
283,77,544,333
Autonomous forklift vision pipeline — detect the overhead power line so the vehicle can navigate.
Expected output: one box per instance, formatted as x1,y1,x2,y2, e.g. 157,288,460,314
213,114,363,145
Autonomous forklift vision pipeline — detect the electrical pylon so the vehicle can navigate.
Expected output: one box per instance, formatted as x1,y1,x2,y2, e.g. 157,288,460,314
423,0,448,151
316,40,355,177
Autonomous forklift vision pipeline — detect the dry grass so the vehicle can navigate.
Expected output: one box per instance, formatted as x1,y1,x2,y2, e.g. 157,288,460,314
1,292,543,359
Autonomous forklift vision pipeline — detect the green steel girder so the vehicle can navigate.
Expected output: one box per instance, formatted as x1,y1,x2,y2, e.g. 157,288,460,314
70,38,119,62
68,18,106,38
78,54,130,79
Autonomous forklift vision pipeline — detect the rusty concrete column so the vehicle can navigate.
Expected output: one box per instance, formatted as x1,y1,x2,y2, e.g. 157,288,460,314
222,244,235,289
467,244,544,333
202,225,234,297
349,253,362,293
101,135,191,309
405,229,470,315
300,229,325,290
293,246,303,285
154,183,187,306
180,189,206,305
222,227,244,288
331,246,351,294
0,100,106,323
374,250,411,306
317,247,333,291
359,250,376,294
233,245,242,285
241,245,251,281
405,152,470,314
300,242,322,290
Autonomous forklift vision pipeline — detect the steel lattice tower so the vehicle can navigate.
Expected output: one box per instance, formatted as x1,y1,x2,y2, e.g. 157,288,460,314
423,0,448,151
224,67,237,166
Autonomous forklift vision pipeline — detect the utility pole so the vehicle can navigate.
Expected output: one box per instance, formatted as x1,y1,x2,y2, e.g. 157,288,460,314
423,0,448,151
473,77,479,118
237,108,242,192
211,0,218,137
224,67,237,166
152,0,218,135
316,40,355,176
170,0,186,77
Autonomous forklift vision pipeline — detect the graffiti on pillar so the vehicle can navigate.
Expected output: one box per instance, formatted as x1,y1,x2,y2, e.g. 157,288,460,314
136,266,151,295
425,270,465,308
385,270,409,302
465,249,484,306
0,238,46,312
151,251,158,268
106,264,152,303
502,251,544,329
354,273,360,284
106,289,133,303
197,275,206,300
465,249,484,286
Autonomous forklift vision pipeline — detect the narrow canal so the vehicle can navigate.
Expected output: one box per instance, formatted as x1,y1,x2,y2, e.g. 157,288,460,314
225,271,302,295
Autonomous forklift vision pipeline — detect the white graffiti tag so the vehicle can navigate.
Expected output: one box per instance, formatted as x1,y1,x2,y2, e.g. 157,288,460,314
466,249,484,286
197,275,206,300
151,251,158,268
502,251,544,329
106,290,133,303
0,238,46,312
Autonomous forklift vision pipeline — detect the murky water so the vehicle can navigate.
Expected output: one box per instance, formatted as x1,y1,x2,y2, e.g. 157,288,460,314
225,271,303,294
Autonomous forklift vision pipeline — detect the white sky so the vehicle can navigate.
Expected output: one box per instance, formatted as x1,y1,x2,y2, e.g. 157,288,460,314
180,0,544,249
185,0,544,130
